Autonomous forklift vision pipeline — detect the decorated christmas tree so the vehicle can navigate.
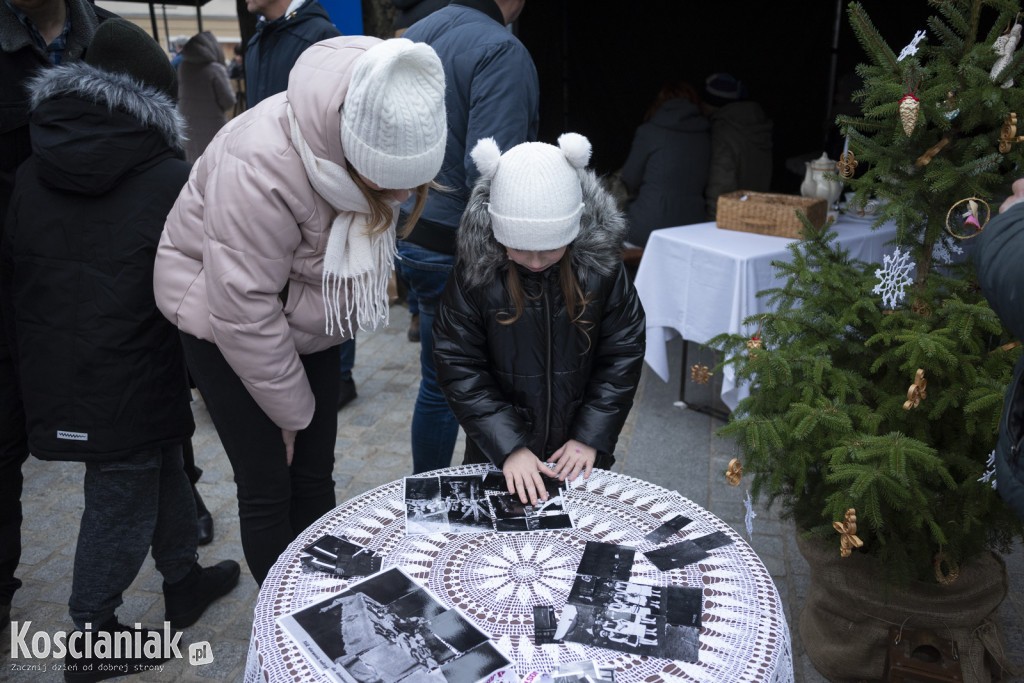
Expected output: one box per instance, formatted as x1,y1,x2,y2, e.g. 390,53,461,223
712,0,1024,589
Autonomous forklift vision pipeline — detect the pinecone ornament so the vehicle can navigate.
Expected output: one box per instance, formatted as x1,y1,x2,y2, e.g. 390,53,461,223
899,94,919,136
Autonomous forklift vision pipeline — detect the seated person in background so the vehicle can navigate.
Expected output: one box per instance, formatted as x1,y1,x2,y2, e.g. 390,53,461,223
621,81,710,248
701,72,773,220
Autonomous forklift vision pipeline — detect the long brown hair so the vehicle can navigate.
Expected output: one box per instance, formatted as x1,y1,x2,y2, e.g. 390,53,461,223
345,166,434,238
497,247,595,350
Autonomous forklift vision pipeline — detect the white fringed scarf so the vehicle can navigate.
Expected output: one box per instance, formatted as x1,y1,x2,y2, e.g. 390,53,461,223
288,104,396,337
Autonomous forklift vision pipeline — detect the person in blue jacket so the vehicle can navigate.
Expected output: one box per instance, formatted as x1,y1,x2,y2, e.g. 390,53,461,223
976,178,1024,522
244,0,339,108
396,0,540,475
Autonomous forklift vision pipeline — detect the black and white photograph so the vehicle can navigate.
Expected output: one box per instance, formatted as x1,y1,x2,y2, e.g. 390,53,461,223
576,542,635,580
488,489,573,532
550,659,616,682
643,514,692,544
554,602,700,663
533,605,561,645
644,531,733,571
442,475,495,534
438,641,515,683
300,535,383,578
278,567,513,683
405,477,448,535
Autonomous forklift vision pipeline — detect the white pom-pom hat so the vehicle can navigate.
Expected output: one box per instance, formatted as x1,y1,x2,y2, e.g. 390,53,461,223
470,133,591,251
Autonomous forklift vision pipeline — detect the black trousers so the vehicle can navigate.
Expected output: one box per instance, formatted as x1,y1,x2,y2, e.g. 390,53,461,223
180,333,339,585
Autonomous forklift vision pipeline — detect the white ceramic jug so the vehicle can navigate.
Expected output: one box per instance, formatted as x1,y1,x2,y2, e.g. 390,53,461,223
801,152,842,207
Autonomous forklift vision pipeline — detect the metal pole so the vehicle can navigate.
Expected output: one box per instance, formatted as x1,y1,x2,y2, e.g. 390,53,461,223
824,0,843,149
196,3,203,32
148,2,159,42
161,3,170,50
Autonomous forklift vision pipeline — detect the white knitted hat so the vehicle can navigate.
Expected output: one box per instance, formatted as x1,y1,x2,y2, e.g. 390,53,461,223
471,133,591,251
341,38,446,190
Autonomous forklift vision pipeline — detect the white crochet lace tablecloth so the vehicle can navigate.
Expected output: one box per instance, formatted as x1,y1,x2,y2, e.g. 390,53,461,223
244,465,794,683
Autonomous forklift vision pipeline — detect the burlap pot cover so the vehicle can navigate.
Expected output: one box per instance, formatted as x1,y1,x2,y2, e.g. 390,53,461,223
796,531,1013,683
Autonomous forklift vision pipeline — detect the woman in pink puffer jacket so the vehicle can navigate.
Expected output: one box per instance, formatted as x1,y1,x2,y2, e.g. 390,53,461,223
154,36,446,584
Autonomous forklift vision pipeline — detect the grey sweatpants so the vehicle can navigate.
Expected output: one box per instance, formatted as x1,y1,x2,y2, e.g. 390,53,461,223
69,444,197,629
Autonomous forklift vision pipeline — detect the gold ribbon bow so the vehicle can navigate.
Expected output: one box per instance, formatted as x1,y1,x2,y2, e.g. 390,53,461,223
690,364,712,385
903,369,927,410
833,508,864,557
725,459,743,487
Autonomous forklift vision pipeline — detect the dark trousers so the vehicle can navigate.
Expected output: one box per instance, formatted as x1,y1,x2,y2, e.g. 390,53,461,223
0,329,28,606
69,444,197,629
180,333,339,585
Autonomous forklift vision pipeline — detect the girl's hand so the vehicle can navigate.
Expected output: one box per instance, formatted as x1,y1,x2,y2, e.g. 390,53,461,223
548,439,596,482
503,448,557,505
282,428,297,466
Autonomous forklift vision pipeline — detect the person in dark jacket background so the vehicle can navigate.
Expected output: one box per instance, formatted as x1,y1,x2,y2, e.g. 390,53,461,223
0,21,239,678
976,178,1024,523
243,0,339,108
433,133,646,505
0,0,115,635
178,30,235,163
397,0,540,475
701,72,773,220
621,80,710,247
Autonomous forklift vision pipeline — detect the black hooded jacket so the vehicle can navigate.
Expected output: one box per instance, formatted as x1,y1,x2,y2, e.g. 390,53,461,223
433,169,646,469
0,62,194,461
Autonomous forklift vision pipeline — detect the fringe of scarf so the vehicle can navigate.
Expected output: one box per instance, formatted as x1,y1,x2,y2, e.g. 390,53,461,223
288,104,396,338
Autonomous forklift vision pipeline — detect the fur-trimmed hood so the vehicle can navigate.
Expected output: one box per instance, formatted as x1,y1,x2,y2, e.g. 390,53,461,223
457,167,627,288
29,61,186,149
25,61,187,195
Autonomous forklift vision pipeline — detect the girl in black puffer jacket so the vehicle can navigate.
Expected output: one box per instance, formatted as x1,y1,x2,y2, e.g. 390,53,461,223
433,133,646,506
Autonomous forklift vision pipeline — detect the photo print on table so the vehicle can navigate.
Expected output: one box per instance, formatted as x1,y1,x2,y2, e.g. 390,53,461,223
405,473,573,534
576,541,635,581
278,567,514,683
643,514,692,544
300,535,382,578
533,605,561,645
555,601,700,663
550,540,702,662
643,531,733,571
488,479,573,532
549,659,617,682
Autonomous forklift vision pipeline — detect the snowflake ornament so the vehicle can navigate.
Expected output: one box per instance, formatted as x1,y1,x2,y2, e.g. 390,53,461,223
897,30,927,62
743,490,757,540
872,247,914,309
932,235,964,265
978,450,997,490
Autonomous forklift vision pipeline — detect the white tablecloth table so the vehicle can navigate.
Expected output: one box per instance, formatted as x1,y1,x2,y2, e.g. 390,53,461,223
245,465,794,682
633,217,897,411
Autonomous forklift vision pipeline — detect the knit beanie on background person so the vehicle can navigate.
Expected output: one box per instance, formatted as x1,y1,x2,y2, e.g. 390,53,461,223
341,38,446,190
703,73,748,108
470,133,591,251
85,19,179,100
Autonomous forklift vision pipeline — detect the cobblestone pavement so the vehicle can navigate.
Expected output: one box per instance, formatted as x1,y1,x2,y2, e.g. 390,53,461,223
3,305,1022,682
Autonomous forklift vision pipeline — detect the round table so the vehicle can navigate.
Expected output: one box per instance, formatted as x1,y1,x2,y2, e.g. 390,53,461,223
245,465,794,682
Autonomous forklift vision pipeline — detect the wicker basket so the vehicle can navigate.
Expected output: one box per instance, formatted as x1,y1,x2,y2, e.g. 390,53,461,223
716,191,827,238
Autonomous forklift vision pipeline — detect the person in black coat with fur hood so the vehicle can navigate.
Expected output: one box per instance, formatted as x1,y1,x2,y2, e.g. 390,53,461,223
433,133,646,506
0,20,238,680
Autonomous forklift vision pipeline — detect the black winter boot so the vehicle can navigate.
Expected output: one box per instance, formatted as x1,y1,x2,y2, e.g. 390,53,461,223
163,560,240,629
63,617,172,683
